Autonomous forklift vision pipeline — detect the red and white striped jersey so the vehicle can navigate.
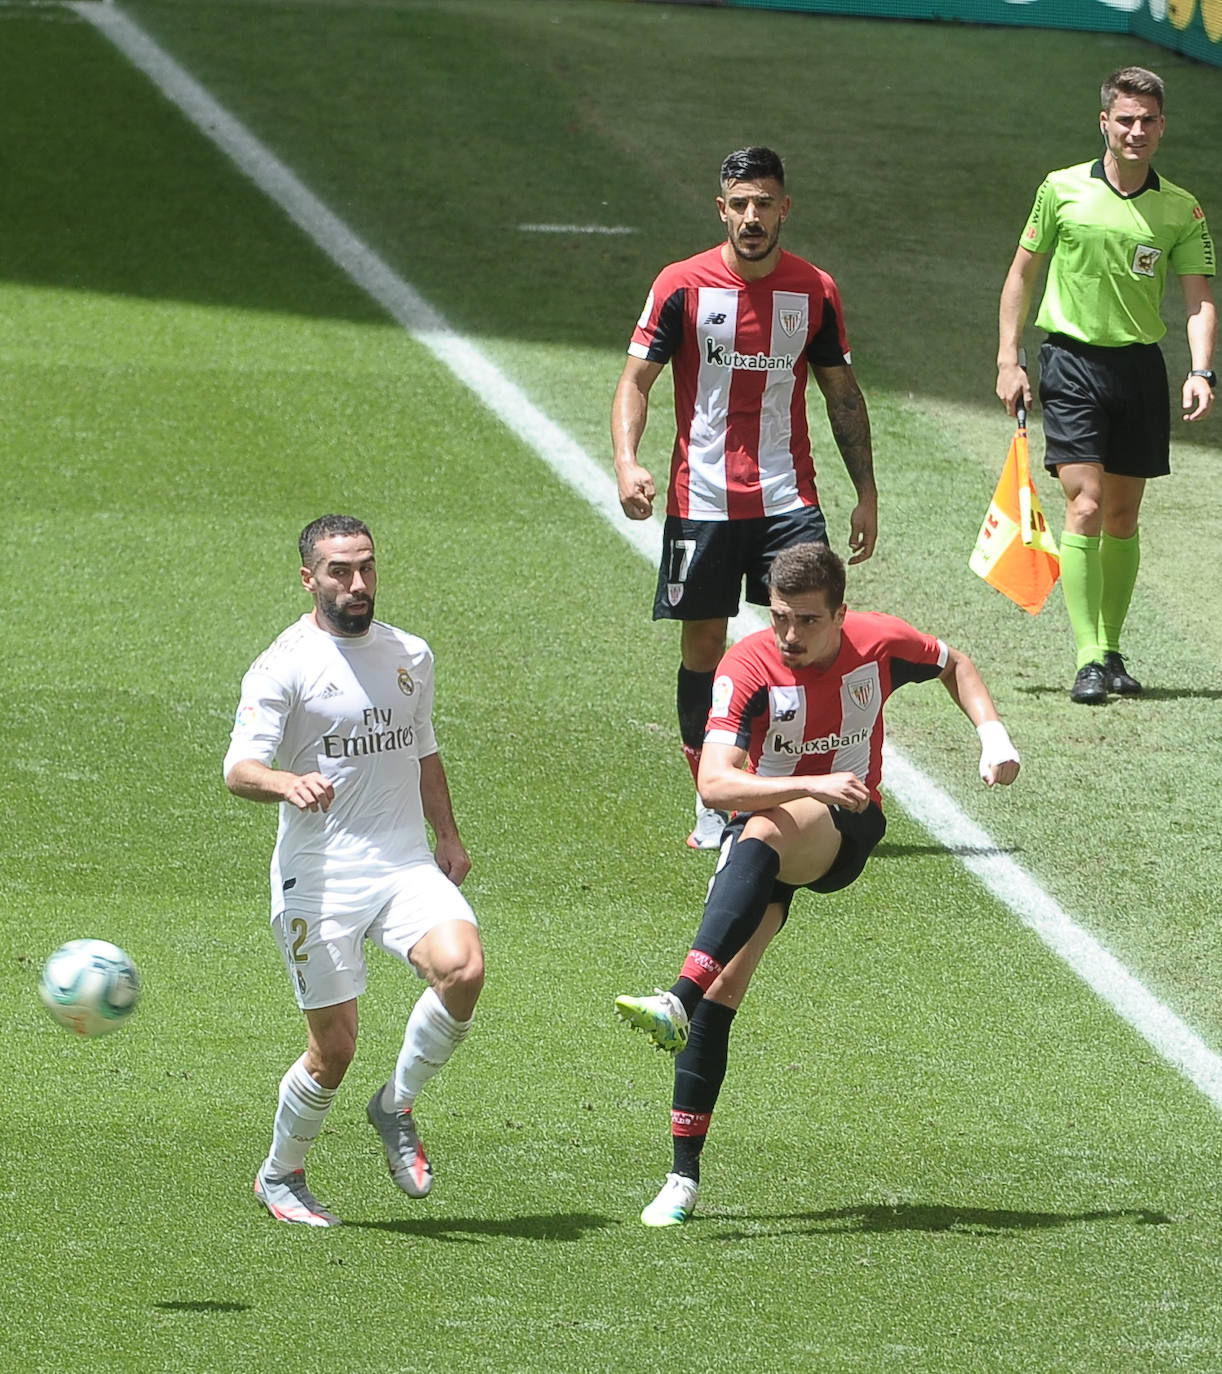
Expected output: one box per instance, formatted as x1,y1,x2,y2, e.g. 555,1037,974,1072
705,613,948,806
628,245,852,521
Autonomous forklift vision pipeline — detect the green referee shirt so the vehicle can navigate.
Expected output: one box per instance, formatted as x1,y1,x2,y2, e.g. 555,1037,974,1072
1020,160,1215,347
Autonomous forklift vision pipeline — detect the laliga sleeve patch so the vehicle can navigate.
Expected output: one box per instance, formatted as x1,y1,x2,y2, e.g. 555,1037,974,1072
711,675,735,718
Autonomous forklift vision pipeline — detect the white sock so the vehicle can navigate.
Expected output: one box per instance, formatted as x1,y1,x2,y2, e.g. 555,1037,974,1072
384,986,473,1112
265,1055,337,1176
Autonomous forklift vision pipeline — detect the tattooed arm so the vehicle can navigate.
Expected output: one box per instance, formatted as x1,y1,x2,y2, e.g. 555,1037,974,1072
812,363,878,564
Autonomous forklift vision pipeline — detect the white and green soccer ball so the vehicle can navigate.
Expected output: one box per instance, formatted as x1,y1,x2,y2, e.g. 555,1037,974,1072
39,939,141,1037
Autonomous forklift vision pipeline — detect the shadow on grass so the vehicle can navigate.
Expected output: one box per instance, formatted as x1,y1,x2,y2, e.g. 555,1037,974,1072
873,842,1021,860
346,1212,617,1244
1014,685,1222,702
155,1301,251,1313
709,1202,1172,1240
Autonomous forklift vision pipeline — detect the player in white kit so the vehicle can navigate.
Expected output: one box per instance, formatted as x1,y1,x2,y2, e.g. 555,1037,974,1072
225,515,484,1227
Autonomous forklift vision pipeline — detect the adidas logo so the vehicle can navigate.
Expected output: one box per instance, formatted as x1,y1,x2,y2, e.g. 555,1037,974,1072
318,682,343,700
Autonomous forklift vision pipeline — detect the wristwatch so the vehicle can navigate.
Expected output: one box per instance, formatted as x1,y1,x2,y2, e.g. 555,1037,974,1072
1189,368,1217,387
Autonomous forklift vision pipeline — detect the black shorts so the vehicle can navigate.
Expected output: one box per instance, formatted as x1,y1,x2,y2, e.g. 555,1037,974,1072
652,506,828,621
723,800,886,926
1038,334,1170,479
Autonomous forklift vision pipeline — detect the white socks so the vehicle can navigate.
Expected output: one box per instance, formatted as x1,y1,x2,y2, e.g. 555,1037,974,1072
264,989,474,1175
385,986,473,1113
265,1055,337,1176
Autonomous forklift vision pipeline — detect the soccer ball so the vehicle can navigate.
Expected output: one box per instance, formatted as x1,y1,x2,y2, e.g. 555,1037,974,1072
39,939,141,1037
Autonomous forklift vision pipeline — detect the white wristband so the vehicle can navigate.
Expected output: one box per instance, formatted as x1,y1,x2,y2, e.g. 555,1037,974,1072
977,720,1019,778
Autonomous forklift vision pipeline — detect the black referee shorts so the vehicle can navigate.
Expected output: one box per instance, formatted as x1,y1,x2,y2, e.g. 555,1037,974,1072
1038,334,1170,479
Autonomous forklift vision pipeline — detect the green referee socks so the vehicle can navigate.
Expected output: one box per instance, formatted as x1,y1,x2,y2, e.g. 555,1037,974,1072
1059,532,1104,670
1098,530,1140,655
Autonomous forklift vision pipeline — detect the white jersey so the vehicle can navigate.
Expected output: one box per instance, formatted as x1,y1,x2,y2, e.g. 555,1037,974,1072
224,614,439,913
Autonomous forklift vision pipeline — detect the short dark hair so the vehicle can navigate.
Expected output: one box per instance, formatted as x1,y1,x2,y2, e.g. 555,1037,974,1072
767,541,845,609
1101,66,1164,113
720,146,785,189
299,514,373,567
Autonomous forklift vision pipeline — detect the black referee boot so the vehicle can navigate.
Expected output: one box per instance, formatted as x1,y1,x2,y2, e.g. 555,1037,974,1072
1102,651,1142,695
1070,661,1107,705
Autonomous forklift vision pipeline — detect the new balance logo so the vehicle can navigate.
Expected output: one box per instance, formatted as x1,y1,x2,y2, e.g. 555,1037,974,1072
704,312,727,324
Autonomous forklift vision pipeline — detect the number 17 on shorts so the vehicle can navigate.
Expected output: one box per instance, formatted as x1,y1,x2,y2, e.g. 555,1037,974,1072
666,537,695,606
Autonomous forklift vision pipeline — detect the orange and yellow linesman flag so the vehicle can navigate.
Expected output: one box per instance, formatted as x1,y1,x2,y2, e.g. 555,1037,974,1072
970,413,1061,615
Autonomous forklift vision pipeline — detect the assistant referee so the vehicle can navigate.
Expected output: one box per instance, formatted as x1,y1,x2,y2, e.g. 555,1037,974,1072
997,66,1216,705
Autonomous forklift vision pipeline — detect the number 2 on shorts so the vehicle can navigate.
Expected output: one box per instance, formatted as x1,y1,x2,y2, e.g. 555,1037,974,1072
289,917,309,963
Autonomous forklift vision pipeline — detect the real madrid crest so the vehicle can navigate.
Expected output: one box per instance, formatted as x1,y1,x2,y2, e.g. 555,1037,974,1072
397,667,415,696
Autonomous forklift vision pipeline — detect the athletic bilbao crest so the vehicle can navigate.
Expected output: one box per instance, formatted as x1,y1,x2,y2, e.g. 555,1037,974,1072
779,308,803,337
848,678,875,710
667,583,683,606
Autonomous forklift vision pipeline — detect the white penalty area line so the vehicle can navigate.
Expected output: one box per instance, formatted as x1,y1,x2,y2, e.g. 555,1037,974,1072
74,1,1222,1114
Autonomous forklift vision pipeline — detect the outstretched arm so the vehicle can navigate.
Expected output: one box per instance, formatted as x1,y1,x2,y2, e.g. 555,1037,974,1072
938,647,1020,787
811,362,878,564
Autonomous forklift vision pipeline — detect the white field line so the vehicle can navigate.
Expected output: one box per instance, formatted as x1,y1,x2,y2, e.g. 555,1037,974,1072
73,1,1222,1112
517,224,637,235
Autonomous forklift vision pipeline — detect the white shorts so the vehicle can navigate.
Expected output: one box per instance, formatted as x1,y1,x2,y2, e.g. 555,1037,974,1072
271,861,478,1010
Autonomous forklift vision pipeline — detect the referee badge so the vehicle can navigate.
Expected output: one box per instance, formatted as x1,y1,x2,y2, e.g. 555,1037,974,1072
397,667,415,696
1132,245,1161,278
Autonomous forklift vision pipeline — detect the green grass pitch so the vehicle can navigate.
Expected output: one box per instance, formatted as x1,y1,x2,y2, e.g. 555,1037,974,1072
4,2,1222,1370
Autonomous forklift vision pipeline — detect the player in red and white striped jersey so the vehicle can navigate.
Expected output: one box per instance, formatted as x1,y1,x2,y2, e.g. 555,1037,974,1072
615,543,1019,1226
611,147,879,850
